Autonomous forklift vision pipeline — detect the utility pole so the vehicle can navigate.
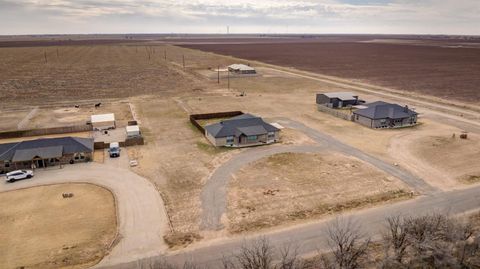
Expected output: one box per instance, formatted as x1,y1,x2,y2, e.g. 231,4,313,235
164,49,167,60
227,70,230,90
217,65,220,84
182,55,185,71
56,48,59,58
44,50,48,63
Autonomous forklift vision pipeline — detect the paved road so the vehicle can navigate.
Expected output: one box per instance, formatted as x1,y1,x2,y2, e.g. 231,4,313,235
104,184,480,269
0,162,169,267
201,118,437,230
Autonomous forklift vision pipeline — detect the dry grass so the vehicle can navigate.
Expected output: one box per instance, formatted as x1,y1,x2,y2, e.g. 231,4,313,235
0,183,117,269
163,232,203,249
411,134,480,184
228,152,409,233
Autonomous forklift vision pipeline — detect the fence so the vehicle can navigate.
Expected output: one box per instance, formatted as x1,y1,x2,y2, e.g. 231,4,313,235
189,111,244,133
0,125,93,139
94,136,145,150
317,105,354,121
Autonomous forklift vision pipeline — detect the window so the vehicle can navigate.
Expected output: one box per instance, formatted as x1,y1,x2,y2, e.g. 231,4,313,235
4,161,10,168
226,136,234,145
247,135,257,141
268,132,275,139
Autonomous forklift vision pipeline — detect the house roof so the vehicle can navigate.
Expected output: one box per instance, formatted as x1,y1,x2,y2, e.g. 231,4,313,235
0,137,94,162
228,64,255,71
91,113,115,123
320,92,358,101
12,146,63,162
353,101,417,120
205,114,279,138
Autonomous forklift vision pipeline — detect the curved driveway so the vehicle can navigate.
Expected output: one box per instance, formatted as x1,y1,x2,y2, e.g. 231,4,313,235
201,118,437,230
0,162,169,267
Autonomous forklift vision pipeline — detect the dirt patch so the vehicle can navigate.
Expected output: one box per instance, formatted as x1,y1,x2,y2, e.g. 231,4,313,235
228,152,409,233
0,183,117,269
410,133,480,185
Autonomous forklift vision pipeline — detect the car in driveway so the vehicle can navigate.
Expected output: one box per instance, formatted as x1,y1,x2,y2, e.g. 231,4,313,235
108,142,121,158
5,170,34,183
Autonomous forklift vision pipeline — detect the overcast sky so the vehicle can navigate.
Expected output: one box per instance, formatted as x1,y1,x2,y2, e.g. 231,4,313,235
1,0,479,35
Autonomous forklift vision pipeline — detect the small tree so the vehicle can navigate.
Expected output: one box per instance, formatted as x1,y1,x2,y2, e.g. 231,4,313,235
324,218,370,269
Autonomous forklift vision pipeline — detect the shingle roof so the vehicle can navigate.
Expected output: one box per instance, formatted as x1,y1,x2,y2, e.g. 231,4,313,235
353,101,417,120
205,114,279,138
0,137,94,162
12,146,63,162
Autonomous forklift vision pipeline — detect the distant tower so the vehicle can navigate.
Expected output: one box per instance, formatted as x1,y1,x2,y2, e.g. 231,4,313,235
227,26,230,34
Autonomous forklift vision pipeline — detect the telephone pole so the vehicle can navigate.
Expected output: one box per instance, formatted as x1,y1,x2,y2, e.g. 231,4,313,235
217,66,220,84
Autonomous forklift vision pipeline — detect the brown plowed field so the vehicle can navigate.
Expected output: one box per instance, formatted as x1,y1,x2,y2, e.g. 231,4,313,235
181,41,480,103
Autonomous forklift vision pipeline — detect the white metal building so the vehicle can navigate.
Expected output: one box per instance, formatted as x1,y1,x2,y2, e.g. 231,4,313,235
228,64,256,74
91,113,116,130
126,125,140,138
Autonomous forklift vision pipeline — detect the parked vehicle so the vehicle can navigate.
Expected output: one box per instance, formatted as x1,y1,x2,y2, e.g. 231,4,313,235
108,142,121,158
5,170,34,183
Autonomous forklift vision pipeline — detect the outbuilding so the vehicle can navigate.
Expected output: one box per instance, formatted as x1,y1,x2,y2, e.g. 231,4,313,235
91,113,115,130
316,92,361,108
126,125,140,138
228,64,256,74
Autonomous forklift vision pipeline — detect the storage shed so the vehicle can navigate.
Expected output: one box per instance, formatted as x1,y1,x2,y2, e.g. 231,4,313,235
91,113,115,130
228,64,256,74
126,125,140,138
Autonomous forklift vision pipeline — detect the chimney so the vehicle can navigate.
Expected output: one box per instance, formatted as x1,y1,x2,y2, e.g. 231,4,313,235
404,105,409,112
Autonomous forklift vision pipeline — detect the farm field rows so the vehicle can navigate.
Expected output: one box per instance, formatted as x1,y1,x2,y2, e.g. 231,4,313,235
180,39,480,104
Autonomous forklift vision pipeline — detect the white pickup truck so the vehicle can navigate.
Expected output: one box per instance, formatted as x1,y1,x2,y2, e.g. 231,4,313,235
5,170,34,183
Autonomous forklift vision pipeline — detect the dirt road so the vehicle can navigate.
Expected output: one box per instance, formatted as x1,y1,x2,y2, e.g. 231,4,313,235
201,119,436,231
0,162,169,267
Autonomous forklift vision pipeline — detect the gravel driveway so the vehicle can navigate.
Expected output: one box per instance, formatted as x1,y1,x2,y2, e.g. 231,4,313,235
200,118,437,231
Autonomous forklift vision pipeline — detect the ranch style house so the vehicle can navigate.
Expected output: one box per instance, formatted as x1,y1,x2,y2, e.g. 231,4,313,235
0,137,94,173
205,114,280,147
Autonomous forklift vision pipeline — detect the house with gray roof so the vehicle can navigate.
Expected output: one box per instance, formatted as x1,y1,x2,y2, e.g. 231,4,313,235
204,114,280,147
353,101,418,128
316,92,361,108
0,137,94,173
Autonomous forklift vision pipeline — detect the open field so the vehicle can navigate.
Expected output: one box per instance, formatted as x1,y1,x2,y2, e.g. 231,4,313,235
0,183,116,269
227,152,409,233
0,45,201,107
180,39,480,103
0,102,133,132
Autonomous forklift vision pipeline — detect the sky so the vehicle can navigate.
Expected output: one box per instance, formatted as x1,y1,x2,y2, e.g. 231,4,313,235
0,0,479,35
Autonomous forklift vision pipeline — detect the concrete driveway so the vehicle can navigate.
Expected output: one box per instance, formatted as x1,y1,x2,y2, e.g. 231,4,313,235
0,161,169,267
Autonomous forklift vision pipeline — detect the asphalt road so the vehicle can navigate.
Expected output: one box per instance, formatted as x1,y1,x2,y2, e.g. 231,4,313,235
201,118,437,231
104,184,480,269
0,161,169,267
